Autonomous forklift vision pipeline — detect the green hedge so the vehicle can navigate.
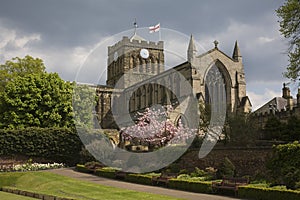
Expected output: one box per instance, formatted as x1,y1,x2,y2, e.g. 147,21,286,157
267,141,300,189
168,179,212,194
238,186,300,200
0,127,83,165
125,174,153,185
75,165,300,199
76,164,94,173
94,169,116,179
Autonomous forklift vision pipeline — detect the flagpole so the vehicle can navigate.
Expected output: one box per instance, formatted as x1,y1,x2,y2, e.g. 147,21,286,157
159,23,161,41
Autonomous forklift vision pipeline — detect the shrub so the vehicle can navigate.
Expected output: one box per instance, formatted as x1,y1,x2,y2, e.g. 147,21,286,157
84,161,104,170
76,164,94,173
267,141,300,189
0,127,83,165
78,147,97,164
216,157,235,178
238,185,300,200
94,168,116,179
204,167,217,180
177,174,191,180
125,174,152,185
178,169,189,175
190,167,206,177
167,163,181,173
168,179,212,194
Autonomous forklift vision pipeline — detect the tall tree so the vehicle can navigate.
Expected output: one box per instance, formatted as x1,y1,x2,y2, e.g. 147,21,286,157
224,113,258,146
72,84,98,129
277,0,300,81
0,55,46,92
0,73,74,129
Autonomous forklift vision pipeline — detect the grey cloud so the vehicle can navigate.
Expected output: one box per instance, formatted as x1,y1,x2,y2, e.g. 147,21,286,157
0,0,288,85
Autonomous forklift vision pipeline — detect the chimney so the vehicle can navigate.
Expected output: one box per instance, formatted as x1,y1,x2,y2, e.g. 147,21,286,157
282,83,291,99
282,83,294,110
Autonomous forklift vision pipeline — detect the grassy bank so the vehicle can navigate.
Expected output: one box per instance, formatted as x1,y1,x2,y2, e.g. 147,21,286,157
0,172,182,200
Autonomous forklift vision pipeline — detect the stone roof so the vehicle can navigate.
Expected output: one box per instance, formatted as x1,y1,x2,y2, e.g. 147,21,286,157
240,96,252,107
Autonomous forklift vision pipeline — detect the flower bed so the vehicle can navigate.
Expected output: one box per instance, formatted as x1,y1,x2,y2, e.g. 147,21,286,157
0,160,64,172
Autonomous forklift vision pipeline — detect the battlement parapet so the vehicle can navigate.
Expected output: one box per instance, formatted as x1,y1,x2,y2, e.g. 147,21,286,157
252,105,300,120
108,36,164,54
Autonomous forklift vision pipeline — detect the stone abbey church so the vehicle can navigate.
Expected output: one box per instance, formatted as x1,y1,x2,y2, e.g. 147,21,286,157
95,31,252,129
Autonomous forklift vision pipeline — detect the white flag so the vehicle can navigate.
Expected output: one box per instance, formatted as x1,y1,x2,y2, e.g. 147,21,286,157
149,23,160,33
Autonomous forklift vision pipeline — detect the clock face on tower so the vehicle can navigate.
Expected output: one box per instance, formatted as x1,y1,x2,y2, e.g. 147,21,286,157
140,48,149,59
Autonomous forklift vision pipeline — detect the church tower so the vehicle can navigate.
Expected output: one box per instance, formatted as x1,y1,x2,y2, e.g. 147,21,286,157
106,29,164,88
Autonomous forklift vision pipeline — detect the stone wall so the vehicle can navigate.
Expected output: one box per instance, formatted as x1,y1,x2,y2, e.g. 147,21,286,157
253,106,300,131
178,145,273,177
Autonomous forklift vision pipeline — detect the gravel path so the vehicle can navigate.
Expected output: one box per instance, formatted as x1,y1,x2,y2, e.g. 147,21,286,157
48,168,244,200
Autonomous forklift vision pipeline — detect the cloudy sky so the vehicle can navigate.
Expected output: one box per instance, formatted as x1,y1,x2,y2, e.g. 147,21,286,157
0,0,292,110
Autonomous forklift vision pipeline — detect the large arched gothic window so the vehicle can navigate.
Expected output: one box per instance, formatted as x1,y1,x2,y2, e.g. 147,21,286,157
205,64,227,114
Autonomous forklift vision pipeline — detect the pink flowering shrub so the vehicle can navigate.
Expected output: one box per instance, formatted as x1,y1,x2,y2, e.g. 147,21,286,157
120,106,196,149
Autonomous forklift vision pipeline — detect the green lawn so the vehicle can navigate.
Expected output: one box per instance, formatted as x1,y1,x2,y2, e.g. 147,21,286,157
0,172,182,200
0,191,36,200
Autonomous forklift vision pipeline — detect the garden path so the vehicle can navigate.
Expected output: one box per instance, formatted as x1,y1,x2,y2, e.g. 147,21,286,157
48,168,244,200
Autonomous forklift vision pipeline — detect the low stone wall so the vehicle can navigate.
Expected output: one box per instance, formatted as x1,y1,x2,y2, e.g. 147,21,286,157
1,186,74,200
178,145,273,177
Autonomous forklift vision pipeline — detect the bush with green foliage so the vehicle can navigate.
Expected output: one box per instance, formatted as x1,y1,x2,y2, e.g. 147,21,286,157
216,157,236,178
0,73,74,129
238,185,300,200
267,141,300,189
84,161,104,170
190,167,206,177
125,174,153,185
167,163,181,173
264,116,300,141
94,168,117,179
72,84,98,129
76,164,94,173
224,113,258,146
168,179,212,194
0,55,46,93
264,116,284,140
0,127,83,165
178,169,189,175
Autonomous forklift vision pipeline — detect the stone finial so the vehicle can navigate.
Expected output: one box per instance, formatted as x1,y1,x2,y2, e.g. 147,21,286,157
187,34,197,62
213,40,219,49
232,40,242,62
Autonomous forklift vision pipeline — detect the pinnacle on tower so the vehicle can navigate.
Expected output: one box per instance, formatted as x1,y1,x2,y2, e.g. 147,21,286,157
130,19,146,42
232,40,242,62
187,34,197,62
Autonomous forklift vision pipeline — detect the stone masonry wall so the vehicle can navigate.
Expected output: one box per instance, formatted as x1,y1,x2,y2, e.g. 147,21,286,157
178,146,273,177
